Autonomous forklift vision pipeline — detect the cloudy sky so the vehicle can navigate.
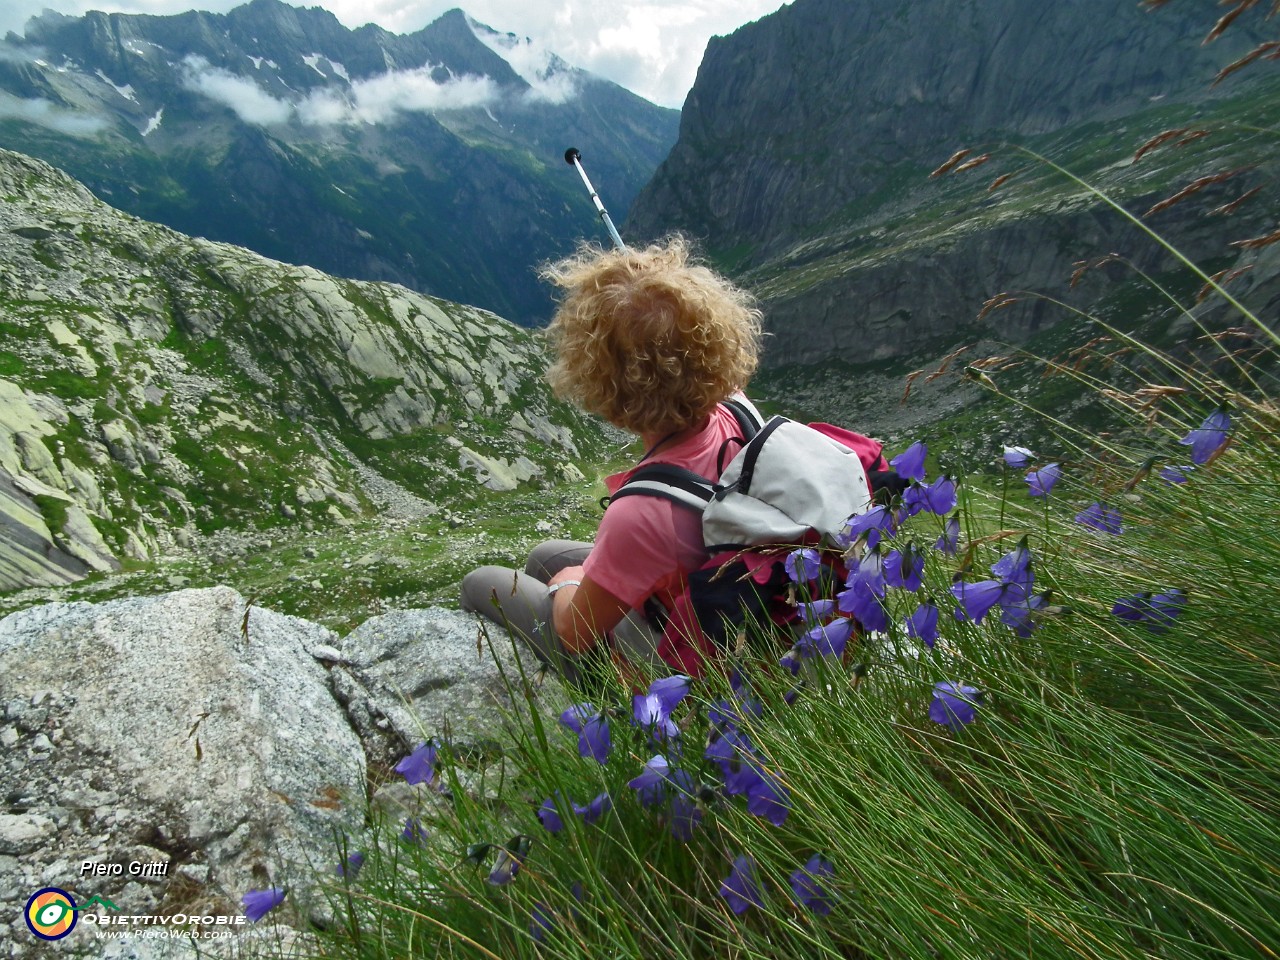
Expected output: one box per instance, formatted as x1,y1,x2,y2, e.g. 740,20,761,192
0,0,792,107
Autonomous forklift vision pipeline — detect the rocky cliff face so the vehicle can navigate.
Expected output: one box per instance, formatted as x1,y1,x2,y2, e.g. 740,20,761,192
0,147,605,591
0,0,678,325
628,0,1278,366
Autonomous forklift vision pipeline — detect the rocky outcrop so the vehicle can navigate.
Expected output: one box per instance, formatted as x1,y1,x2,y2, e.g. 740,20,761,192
334,606,562,768
0,587,563,956
754,193,1280,367
0,587,363,948
627,0,1279,365
0,147,606,590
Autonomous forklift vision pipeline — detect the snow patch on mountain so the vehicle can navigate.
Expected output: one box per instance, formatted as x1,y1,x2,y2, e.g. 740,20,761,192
95,69,136,102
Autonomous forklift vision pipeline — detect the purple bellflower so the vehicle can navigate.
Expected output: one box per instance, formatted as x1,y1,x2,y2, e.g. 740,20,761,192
837,547,890,631
401,817,429,845
395,739,440,787
991,541,1034,586
337,852,364,879
929,682,983,731
560,703,612,763
949,579,1006,624
998,587,1047,637
487,837,531,886
744,768,791,826
1075,502,1123,535
1025,463,1061,497
903,476,953,518
530,902,555,942
804,617,855,659
242,887,285,923
720,855,763,915
709,682,763,732
905,602,940,648
1159,464,1192,484
836,579,889,633
850,548,887,596
1003,446,1035,469
627,756,703,841
1179,410,1230,465
778,644,803,676
789,855,835,916
890,441,928,482
797,598,836,625
1112,588,1187,633
632,675,692,743
628,755,673,808
668,769,704,843
917,475,958,516
785,547,822,583
537,795,565,834
706,728,791,826
934,515,961,556
572,792,612,826
884,544,926,593
843,504,897,549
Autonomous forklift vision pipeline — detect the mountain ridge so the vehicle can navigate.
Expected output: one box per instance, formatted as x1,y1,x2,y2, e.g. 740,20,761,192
1,1,678,324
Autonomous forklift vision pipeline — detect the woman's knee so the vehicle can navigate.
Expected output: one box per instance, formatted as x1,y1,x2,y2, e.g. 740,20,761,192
460,565,517,613
525,540,593,581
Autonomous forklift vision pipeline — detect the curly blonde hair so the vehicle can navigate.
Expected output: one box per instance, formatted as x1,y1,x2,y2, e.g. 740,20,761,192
541,237,763,436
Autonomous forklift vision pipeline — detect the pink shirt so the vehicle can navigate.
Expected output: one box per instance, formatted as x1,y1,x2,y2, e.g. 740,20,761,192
584,405,745,612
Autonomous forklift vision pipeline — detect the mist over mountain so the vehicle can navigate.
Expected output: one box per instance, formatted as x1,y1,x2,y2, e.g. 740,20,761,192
628,0,1279,367
0,0,678,324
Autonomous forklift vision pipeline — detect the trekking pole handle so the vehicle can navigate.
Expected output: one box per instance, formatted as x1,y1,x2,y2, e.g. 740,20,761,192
564,147,627,251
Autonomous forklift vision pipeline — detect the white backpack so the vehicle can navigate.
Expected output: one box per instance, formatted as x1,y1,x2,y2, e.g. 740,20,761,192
610,397,874,551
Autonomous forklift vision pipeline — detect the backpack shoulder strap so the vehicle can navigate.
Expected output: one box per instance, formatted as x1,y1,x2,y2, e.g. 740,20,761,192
721,395,764,440
606,463,715,514
605,397,763,512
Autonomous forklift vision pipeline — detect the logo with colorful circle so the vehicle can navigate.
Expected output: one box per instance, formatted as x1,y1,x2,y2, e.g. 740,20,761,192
24,888,118,940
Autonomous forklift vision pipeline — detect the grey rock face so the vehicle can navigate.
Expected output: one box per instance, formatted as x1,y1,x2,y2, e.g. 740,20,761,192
627,0,1279,366
0,148,605,589
632,0,1263,257
335,606,564,766
0,588,566,955
0,587,364,934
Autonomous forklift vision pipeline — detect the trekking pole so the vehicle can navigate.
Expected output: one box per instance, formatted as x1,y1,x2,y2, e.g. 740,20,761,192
564,147,627,251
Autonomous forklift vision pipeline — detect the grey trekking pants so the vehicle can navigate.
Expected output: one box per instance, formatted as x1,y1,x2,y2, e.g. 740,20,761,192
459,539,662,685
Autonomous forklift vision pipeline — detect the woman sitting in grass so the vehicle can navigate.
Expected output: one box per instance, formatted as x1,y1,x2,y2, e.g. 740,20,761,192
460,236,763,684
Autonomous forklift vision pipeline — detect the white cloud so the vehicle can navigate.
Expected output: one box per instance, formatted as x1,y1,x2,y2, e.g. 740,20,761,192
0,41,44,62
0,90,106,136
0,1,795,109
181,55,500,126
180,56,293,124
341,65,498,120
468,17,576,104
